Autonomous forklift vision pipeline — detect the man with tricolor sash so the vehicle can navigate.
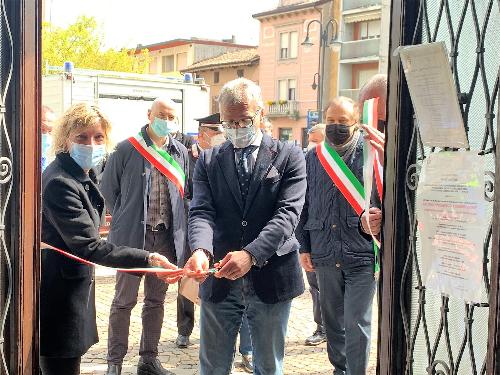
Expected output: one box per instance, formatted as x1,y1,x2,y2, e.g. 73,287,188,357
297,96,381,375
100,97,190,375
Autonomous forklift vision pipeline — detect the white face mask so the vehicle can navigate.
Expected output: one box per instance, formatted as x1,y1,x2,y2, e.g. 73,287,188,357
225,126,257,148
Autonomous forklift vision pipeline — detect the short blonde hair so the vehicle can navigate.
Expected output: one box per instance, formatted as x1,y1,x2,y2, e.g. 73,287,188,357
51,103,113,155
308,123,326,135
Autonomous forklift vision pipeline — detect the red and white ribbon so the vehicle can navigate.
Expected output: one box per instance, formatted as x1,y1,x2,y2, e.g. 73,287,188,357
41,242,178,274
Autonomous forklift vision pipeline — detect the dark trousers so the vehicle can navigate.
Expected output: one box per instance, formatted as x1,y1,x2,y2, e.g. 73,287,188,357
306,271,324,331
107,229,176,364
316,264,376,375
177,292,195,336
40,356,81,375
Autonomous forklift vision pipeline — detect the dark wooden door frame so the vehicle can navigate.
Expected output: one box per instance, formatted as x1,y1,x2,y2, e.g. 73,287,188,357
4,0,41,373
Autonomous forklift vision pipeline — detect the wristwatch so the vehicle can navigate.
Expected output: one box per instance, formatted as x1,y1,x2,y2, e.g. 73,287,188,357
244,250,257,266
195,248,212,259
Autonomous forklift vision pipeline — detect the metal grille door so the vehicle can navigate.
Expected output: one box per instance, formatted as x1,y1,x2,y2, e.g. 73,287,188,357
379,1,500,374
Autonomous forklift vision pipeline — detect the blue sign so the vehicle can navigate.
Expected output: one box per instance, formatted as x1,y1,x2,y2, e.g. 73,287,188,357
307,110,319,129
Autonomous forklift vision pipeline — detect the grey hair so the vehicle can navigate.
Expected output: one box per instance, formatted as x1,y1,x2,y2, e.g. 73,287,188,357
218,78,264,110
308,123,326,134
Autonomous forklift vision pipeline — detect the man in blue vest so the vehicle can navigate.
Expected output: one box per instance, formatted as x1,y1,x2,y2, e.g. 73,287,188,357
297,97,381,375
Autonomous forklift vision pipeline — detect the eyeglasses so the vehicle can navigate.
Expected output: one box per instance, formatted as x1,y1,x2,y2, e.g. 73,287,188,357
221,110,261,129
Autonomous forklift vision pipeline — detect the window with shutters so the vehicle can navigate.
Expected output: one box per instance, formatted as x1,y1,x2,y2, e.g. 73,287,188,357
279,31,298,60
162,55,175,72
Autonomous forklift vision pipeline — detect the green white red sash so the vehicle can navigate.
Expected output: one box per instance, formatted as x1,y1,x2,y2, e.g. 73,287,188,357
128,133,186,197
363,97,383,200
362,98,382,274
316,141,365,216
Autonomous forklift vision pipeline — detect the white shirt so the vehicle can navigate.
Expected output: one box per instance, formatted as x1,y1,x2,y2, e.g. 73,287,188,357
234,129,263,174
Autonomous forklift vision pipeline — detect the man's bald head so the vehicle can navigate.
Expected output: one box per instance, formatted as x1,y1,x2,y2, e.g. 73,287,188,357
148,97,177,124
358,74,387,123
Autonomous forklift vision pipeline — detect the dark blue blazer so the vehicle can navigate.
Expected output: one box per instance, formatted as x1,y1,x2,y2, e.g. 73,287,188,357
188,134,307,303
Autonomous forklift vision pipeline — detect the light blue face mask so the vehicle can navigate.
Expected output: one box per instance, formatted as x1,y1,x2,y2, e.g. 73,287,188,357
225,126,257,148
150,117,180,137
69,143,106,170
41,133,52,171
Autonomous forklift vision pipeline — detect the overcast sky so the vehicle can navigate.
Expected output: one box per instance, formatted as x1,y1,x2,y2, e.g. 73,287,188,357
45,0,278,49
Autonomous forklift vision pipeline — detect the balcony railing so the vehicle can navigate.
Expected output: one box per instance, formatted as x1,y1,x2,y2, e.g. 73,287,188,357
267,100,299,119
340,38,380,61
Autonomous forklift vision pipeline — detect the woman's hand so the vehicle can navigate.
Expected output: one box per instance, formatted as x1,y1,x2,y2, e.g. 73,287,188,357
148,253,185,284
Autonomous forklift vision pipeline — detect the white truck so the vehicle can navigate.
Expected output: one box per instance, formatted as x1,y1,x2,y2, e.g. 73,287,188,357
42,68,210,143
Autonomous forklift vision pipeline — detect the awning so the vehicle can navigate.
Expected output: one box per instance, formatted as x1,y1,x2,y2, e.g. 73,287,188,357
343,6,382,24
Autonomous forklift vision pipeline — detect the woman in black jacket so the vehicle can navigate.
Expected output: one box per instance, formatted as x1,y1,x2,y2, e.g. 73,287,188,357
40,103,184,375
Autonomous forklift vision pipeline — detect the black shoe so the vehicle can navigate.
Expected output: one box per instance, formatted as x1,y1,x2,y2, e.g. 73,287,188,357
305,330,327,346
175,334,190,348
241,354,254,373
137,357,173,375
106,364,122,375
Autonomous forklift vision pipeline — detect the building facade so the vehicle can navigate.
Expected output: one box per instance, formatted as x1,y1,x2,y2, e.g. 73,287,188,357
253,0,339,147
181,48,259,114
338,0,388,100
134,38,254,75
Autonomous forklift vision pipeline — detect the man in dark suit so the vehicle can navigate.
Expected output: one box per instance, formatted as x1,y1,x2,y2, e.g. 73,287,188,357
185,78,307,375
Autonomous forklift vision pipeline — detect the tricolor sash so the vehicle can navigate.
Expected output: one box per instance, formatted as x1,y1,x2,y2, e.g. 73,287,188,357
362,98,383,275
362,97,383,200
316,141,365,216
128,133,186,197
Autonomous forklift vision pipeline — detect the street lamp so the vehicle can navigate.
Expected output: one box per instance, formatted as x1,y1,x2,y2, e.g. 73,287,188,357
302,18,341,121
311,73,319,90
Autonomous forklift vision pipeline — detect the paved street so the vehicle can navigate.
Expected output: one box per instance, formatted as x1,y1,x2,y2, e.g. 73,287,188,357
82,270,377,375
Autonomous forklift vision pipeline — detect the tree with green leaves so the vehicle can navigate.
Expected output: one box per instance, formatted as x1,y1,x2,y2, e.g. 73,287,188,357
42,16,150,74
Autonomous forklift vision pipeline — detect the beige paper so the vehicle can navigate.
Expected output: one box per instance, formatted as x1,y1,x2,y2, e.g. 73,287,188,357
179,276,200,305
416,152,485,303
398,42,469,148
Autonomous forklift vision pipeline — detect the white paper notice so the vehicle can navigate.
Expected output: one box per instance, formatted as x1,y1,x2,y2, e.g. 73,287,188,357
398,42,469,148
179,276,200,305
416,152,485,303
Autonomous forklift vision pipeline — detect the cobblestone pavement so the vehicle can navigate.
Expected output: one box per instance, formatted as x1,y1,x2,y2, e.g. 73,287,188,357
82,270,377,375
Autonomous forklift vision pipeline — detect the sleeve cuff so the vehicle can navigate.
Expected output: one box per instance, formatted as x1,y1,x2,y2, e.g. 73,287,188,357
243,247,266,268
193,248,213,259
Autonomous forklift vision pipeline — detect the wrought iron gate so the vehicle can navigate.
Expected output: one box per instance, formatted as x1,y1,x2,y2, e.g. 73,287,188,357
379,1,500,374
